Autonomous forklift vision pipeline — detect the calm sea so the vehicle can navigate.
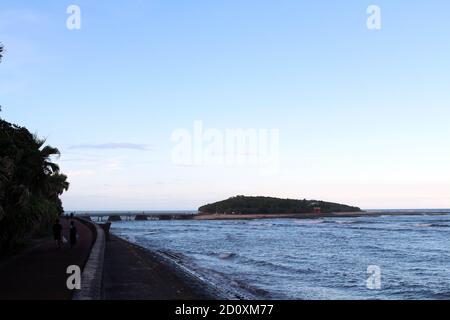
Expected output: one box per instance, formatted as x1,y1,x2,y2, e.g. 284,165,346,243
109,211,450,299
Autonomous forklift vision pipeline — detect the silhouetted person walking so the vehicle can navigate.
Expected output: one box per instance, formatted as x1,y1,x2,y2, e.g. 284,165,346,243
52,219,63,249
69,221,78,248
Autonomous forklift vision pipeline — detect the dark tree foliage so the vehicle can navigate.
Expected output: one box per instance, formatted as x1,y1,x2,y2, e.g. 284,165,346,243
0,46,69,252
0,43,3,112
0,119,70,253
0,119,69,253
199,196,362,214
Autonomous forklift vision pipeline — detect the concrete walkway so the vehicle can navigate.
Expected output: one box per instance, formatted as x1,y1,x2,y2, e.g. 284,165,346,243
0,218,94,300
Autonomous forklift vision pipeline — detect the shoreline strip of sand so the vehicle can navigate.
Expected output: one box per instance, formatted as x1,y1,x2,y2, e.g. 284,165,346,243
193,211,450,221
102,235,225,300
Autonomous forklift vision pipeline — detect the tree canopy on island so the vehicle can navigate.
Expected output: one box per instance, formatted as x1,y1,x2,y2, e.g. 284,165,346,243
199,196,362,215
0,44,69,253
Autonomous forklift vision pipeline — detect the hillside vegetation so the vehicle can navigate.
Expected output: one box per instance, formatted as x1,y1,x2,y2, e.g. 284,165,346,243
199,196,362,215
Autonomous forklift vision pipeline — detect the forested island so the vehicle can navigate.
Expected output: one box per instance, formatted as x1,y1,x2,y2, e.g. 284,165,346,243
198,196,362,215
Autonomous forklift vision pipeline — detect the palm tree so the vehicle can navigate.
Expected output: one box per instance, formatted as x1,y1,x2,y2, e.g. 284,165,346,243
0,42,70,252
0,43,4,112
45,173,69,198
40,145,61,175
0,119,70,253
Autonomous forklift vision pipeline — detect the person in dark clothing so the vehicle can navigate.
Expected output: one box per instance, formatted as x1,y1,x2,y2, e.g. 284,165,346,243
69,221,78,248
52,219,63,249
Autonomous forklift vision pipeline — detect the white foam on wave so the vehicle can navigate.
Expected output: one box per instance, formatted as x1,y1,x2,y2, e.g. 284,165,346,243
293,219,324,225
414,223,433,228
247,221,274,227
335,220,357,225
218,252,236,259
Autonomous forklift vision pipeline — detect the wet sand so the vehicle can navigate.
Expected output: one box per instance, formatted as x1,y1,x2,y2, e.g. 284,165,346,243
103,235,223,300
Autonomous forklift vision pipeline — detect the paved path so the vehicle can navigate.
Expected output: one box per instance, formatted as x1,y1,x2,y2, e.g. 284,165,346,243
0,218,94,300
103,236,218,300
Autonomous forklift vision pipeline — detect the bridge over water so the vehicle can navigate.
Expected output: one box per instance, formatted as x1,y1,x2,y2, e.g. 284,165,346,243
73,212,197,222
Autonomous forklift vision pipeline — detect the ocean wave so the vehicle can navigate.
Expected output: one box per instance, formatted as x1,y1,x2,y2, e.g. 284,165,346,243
333,220,359,225
247,221,275,227
218,252,236,260
111,215,450,300
293,219,324,225
414,223,433,228
228,278,273,299
384,286,450,300
412,223,449,228
240,256,317,275
431,223,450,228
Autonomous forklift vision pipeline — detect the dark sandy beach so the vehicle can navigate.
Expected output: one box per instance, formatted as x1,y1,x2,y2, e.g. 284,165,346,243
103,235,222,300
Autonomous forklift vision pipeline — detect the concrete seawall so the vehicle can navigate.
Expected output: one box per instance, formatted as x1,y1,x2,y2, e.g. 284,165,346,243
73,219,106,300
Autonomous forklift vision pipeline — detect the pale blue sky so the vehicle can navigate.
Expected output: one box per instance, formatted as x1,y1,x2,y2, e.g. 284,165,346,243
1,1,449,210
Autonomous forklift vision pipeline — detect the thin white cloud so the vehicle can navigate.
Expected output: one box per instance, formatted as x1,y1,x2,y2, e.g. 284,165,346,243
69,143,150,151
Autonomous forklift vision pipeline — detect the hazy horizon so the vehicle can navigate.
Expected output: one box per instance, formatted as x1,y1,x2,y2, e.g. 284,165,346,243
64,204,450,213
2,1,449,210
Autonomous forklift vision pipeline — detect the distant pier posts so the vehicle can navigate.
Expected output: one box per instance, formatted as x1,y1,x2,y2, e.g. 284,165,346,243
107,215,122,222
89,214,195,222
134,215,148,221
173,214,195,220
